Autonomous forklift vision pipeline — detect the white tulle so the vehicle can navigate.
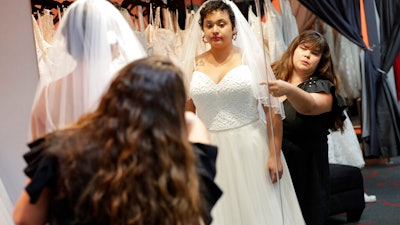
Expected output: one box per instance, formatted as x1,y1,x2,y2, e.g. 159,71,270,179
29,0,147,141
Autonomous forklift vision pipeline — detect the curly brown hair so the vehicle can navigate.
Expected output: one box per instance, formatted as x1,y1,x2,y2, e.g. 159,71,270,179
48,56,203,225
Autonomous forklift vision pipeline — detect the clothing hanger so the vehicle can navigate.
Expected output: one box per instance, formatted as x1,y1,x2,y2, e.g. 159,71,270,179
31,0,73,24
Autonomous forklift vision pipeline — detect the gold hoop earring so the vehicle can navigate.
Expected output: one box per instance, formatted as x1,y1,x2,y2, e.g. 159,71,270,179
233,33,237,40
202,35,208,43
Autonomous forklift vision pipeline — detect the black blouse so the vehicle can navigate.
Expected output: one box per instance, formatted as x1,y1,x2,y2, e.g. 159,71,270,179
283,76,346,143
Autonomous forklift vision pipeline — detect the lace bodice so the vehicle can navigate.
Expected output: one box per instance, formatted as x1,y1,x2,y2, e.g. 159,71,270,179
190,65,259,131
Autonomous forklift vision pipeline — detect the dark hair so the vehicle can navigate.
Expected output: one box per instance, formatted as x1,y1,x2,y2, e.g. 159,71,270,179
198,0,236,30
49,56,202,225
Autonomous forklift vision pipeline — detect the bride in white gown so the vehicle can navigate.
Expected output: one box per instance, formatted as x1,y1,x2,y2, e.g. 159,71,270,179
180,1,304,224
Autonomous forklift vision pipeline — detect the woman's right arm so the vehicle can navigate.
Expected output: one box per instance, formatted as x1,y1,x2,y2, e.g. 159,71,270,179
268,80,333,115
185,99,196,113
13,180,49,225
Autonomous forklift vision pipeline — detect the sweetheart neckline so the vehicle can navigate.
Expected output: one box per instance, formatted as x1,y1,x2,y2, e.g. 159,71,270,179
193,65,246,85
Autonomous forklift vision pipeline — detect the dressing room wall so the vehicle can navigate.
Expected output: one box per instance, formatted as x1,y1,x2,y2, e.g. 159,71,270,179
0,0,39,203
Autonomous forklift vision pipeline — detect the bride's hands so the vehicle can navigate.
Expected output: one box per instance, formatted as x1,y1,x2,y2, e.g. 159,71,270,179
268,155,283,183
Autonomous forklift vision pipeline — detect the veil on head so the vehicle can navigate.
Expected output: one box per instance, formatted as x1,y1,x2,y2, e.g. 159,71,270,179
29,0,147,140
179,0,284,118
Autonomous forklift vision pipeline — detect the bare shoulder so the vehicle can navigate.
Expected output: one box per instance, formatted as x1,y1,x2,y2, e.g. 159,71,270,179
195,52,209,68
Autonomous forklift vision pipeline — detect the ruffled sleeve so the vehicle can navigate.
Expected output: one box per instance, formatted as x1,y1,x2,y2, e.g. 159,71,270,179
24,137,47,178
191,143,222,225
298,77,347,122
24,137,57,203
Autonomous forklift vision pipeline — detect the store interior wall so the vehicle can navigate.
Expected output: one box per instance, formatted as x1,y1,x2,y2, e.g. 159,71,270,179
0,0,39,203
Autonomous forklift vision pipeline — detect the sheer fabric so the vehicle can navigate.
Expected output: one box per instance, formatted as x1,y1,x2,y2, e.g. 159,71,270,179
29,0,147,140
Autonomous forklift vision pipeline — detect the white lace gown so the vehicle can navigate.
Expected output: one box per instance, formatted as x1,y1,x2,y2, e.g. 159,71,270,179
190,65,305,225
0,178,14,225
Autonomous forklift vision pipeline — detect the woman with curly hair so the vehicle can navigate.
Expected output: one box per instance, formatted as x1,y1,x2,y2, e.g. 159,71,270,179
14,55,220,225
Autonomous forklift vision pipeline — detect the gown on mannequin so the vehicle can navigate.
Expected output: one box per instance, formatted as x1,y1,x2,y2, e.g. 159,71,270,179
190,64,305,225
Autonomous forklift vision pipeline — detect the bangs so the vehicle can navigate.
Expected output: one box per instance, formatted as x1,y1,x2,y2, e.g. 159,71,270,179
299,37,325,54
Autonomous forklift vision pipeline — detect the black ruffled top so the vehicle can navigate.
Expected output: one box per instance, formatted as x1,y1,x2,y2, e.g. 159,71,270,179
283,76,347,143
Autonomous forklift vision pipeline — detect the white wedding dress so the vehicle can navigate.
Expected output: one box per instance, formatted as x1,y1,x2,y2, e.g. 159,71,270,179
190,64,305,225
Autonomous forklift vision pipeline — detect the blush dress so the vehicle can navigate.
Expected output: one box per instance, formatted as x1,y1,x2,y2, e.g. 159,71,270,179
190,64,305,225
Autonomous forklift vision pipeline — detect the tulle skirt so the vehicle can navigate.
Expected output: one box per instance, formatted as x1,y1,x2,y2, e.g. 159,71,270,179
209,120,305,225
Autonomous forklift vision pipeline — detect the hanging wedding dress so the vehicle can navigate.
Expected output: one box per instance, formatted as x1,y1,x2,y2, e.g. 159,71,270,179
279,0,298,46
263,0,286,63
145,6,179,65
319,23,361,104
32,15,51,80
38,9,56,44
335,33,362,103
129,5,147,50
248,6,271,62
